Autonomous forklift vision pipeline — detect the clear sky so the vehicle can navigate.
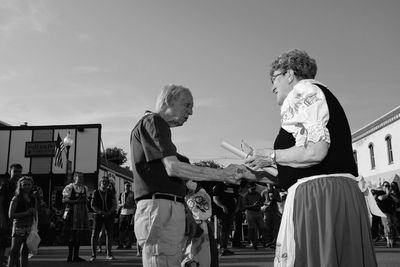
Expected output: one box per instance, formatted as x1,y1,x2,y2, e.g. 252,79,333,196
1,0,399,167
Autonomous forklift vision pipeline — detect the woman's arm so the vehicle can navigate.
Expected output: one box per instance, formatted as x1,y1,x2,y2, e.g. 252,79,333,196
245,141,329,170
276,141,329,168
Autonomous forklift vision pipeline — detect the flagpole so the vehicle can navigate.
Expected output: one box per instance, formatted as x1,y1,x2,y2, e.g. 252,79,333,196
48,176,52,207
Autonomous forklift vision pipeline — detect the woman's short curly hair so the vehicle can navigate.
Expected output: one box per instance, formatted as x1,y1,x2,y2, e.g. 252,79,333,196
270,49,317,80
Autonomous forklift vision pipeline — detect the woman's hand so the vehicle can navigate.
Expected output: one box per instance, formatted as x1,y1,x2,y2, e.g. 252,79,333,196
244,148,274,170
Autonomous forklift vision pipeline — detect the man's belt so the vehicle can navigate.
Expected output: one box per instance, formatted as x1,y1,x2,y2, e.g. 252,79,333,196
137,193,185,204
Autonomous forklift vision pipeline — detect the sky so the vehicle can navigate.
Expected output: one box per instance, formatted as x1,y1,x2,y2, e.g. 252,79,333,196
1,0,399,168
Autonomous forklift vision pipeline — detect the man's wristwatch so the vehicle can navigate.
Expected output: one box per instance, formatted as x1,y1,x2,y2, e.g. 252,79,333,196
270,150,276,165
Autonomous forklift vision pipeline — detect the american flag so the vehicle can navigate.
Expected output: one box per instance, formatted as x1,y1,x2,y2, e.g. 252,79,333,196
54,133,65,168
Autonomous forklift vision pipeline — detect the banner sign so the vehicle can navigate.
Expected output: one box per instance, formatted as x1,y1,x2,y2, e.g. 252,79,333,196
25,141,56,157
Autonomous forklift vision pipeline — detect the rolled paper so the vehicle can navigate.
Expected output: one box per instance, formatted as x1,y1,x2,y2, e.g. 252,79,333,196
221,141,248,159
221,140,278,177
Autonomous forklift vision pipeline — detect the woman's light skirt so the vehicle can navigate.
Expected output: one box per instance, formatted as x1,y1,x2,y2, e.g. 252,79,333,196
274,174,377,267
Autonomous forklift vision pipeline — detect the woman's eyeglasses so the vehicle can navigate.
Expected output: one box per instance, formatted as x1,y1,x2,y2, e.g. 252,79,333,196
271,71,287,84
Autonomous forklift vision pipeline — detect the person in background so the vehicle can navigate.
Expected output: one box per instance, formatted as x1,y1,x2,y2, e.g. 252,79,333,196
261,185,281,249
212,182,239,256
0,163,23,267
117,183,135,250
242,183,267,250
231,182,247,249
371,189,385,242
377,181,396,248
34,186,50,247
97,179,116,254
62,172,89,262
37,199,51,246
8,176,37,267
90,176,117,261
390,182,400,240
245,49,377,266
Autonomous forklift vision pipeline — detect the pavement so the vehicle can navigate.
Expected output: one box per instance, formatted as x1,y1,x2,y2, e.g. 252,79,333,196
28,242,400,267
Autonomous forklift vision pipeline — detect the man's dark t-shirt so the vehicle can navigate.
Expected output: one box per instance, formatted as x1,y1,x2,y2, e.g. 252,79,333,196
212,183,238,217
243,191,263,212
130,112,186,200
377,195,395,213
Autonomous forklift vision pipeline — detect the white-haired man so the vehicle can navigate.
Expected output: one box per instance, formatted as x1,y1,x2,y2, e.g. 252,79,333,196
131,84,254,267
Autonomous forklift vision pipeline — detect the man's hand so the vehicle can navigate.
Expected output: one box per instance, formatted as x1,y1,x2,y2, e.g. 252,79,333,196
244,148,274,170
223,164,257,183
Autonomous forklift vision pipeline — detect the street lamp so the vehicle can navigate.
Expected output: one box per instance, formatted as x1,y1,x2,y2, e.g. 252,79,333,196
63,132,74,182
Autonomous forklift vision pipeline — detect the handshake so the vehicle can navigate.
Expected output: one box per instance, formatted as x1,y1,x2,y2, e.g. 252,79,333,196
220,141,277,185
222,164,257,184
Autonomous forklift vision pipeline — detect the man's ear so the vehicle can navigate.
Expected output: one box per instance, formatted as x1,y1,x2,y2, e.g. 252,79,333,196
165,94,175,107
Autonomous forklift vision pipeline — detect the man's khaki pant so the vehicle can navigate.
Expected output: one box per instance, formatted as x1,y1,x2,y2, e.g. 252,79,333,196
135,199,185,267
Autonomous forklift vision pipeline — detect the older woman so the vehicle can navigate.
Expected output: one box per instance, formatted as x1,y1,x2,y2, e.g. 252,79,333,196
62,172,89,262
245,49,377,267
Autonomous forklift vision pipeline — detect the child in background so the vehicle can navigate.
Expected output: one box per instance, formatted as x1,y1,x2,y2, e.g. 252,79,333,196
182,180,218,267
8,177,38,267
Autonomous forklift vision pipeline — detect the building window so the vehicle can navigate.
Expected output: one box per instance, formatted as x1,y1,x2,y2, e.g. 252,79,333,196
369,143,375,169
386,135,394,164
353,150,358,165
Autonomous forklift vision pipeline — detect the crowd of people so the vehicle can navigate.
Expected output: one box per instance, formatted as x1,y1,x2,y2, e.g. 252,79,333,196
0,165,142,266
1,49,396,267
0,162,398,267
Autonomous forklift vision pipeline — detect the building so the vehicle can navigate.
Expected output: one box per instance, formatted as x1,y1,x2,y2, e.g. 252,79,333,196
352,106,400,187
0,123,132,212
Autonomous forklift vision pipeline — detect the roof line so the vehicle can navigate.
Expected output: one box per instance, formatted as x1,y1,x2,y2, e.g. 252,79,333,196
352,105,400,141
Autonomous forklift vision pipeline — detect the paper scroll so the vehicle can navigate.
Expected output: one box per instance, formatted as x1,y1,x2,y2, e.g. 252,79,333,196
221,141,248,159
221,140,278,177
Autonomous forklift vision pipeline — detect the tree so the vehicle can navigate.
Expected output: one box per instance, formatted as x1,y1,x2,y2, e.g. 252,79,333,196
101,147,128,166
193,160,224,169
193,160,224,195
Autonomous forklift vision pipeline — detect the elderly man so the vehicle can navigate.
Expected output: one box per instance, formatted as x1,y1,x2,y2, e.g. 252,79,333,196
131,84,253,267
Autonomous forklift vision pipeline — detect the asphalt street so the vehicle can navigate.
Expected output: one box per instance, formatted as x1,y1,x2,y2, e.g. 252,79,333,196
28,242,400,267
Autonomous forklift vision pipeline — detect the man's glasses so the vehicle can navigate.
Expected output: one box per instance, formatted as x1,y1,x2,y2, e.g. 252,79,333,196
271,71,287,84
